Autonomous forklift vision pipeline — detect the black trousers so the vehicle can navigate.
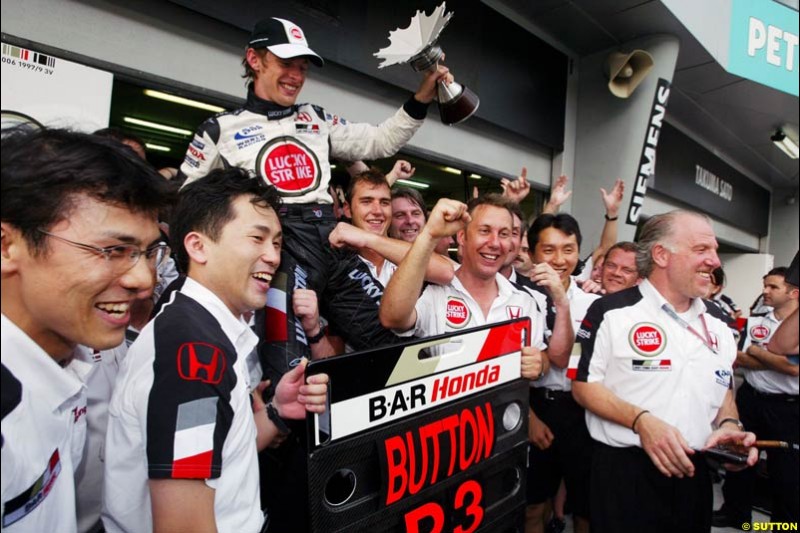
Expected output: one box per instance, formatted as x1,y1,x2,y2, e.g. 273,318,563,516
591,443,713,533
721,381,799,522
526,388,593,519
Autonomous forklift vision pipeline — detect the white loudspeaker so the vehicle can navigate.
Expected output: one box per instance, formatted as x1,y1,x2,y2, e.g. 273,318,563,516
605,50,654,98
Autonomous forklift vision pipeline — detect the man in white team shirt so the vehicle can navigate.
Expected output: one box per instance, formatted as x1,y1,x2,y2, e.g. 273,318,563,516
379,194,546,378
103,168,329,533
573,210,757,532
523,212,599,533
1,129,170,533
714,265,799,528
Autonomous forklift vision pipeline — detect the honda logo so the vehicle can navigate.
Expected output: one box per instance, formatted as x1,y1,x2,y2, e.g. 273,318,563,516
177,342,227,384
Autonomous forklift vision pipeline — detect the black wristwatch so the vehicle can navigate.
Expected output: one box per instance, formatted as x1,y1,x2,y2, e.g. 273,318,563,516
266,402,291,435
306,325,326,345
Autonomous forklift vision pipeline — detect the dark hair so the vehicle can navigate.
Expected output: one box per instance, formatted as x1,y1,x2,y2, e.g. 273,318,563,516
1,127,172,255
391,187,427,220
765,266,788,279
93,127,145,150
604,241,638,263
170,168,282,272
346,167,389,203
711,266,726,286
527,213,582,251
242,48,269,83
505,201,527,235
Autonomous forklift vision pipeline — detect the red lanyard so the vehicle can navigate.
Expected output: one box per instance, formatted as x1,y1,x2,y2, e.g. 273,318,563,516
661,304,718,354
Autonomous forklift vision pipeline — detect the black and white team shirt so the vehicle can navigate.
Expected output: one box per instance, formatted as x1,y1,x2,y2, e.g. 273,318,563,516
534,278,599,392
1,314,91,533
575,279,737,449
103,278,262,533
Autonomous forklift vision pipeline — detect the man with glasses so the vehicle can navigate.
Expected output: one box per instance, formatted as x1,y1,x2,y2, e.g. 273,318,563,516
1,128,171,533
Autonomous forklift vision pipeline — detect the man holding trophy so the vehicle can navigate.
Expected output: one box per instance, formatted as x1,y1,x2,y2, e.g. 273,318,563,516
180,16,453,382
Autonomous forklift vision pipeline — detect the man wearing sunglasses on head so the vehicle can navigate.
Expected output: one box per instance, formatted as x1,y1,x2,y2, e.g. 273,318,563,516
1,128,172,533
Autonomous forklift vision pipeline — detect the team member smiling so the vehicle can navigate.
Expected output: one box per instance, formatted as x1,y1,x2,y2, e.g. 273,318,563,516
1,128,170,533
104,168,329,533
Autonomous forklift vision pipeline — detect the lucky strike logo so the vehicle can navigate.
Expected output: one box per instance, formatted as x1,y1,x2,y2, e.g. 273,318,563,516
290,27,303,41
750,324,770,342
256,137,320,196
445,297,470,329
628,322,666,357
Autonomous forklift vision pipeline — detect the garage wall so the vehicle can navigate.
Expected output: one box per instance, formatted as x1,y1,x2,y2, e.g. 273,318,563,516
1,0,552,187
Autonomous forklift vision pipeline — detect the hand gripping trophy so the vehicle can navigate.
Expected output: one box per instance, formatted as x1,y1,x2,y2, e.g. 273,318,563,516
374,2,479,125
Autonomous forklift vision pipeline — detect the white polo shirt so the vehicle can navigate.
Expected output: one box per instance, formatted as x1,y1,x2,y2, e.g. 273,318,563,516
400,273,547,354
74,328,139,533
358,255,397,288
575,279,737,449
534,278,599,392
1,314,91,533
740,311,799,395
103,278,262,533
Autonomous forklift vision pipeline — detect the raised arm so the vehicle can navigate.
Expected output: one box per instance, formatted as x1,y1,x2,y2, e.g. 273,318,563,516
386,160,415,187
529,263,573,368
329,222,454,285
542,175,571,215
500,167,531,204
591,179,624,264
380,199,469,330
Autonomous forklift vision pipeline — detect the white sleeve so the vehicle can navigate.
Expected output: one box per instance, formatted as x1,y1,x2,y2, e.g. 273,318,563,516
585,320,612,383
328,106,424,162
394,284,436,338
525,298,548,350
179,118,224,186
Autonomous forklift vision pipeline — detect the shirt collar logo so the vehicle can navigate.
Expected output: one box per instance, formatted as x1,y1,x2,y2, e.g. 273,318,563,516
506,305,522,320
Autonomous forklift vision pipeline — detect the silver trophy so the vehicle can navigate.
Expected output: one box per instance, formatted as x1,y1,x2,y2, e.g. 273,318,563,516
374,2,479,125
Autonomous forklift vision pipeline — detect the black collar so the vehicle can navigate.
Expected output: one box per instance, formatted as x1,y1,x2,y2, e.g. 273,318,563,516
245,84,296,120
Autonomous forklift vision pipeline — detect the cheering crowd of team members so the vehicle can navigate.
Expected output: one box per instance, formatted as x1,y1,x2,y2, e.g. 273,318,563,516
1,14,797,533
